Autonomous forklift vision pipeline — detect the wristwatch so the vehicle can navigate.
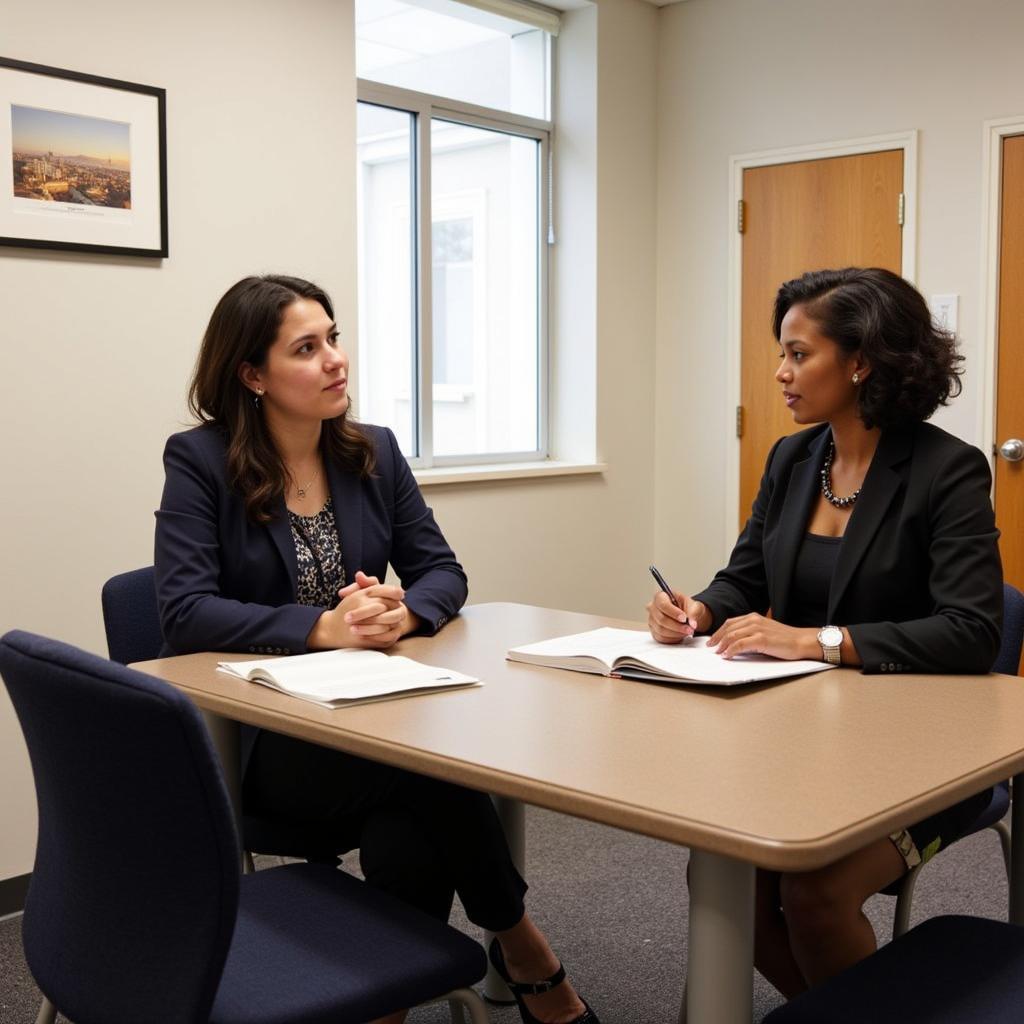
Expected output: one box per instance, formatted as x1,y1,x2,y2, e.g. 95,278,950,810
817,625,843,665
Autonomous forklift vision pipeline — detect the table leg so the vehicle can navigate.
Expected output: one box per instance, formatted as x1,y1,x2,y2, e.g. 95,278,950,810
493,795,526,868
200,711,242,825
1011,774,1024,924
483,796,527,1003
683,849,755,1024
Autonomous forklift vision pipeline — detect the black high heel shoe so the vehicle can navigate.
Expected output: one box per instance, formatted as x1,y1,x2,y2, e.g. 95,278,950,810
488,937,600,1024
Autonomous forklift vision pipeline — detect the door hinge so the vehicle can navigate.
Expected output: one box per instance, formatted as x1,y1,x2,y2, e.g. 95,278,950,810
897,192,906,227
736,405,744,438
737,199,746,234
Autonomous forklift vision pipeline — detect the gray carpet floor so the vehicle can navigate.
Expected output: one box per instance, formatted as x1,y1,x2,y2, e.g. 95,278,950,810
0,803,1011,1023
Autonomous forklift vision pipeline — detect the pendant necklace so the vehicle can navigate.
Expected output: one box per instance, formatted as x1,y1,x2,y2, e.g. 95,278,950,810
295,471,318,500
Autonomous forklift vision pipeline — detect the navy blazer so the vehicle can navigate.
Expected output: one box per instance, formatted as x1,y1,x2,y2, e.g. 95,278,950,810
694,422,1002,675
154,422,468,658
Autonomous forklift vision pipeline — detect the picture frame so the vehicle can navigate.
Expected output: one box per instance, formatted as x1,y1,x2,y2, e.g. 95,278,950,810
0,57,167,257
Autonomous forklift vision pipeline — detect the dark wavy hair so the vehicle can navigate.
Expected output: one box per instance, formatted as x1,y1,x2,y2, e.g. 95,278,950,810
189,275,375,523
771,268,963,430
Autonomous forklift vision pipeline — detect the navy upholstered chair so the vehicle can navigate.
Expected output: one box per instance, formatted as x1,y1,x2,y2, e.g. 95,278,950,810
0,629,489,1024
101,566,344,867
999,582,1024,675
885,582,1024,938
762,914,1024,1023
100,566,164,666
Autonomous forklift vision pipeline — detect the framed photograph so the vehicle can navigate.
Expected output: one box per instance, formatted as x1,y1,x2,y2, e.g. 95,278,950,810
0,57,167,257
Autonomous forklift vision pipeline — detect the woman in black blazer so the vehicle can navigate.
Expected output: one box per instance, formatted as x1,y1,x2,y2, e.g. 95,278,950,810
156,275,597,1024
648,268,1002,999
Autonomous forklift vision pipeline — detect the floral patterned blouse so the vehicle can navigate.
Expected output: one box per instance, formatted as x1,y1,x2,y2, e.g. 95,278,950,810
288,498,345,608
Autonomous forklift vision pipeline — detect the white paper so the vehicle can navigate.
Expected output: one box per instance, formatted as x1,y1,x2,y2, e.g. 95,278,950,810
218,648,478,705
508,627,834,686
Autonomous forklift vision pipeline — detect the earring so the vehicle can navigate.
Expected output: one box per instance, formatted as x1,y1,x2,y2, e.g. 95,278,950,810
852,373,861,385
253,388,264,408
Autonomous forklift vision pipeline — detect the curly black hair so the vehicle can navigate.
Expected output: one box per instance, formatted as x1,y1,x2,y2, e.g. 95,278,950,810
771,268,963,430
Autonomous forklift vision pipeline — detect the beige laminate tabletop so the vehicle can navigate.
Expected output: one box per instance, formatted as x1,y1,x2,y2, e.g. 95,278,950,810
133,602,1024,871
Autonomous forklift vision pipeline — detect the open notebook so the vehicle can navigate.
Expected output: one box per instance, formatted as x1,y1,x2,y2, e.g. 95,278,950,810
507,627,834,687
217,648,479,708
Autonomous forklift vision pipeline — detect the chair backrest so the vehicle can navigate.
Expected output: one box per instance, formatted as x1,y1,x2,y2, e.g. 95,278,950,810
0,630,240,1024
101,566,164,665
994,583,1024,675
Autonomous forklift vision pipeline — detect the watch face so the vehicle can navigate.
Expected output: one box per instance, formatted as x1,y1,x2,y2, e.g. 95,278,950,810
819,626,843,647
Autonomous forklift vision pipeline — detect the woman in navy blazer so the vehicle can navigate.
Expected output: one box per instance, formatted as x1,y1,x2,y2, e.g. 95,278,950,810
156,275,597,1024
648,268,1002,1000
157,421,463,670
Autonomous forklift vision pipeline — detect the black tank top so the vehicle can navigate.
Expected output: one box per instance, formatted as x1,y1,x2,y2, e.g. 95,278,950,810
787,533,842,628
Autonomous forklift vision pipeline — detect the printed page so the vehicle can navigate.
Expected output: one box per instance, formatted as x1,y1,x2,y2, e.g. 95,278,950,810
616,634,833,685
509,627,833,685
218,649,477,702
218,648,387,685
506,627,643,672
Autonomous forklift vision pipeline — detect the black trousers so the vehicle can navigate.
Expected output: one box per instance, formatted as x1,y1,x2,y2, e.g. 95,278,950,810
243,730,528,931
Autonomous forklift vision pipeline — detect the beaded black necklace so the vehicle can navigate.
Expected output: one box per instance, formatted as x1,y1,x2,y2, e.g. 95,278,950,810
820,441,861,509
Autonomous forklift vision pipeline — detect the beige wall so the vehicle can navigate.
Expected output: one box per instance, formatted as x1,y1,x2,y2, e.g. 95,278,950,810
0,0,357,882
654,0,1024,594
0,0,659,882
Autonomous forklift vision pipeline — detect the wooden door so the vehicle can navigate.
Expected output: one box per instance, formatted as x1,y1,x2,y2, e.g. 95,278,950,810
995,133,1024,594
739,151,904,522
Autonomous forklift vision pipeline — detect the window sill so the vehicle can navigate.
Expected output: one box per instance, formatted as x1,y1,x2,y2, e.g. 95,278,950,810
413,460,606,487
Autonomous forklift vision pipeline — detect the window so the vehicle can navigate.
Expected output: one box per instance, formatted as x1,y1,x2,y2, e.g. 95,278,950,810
355,0,556,466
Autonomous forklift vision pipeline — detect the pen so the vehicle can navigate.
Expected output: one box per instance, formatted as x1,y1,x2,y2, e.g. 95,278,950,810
649,564,681,609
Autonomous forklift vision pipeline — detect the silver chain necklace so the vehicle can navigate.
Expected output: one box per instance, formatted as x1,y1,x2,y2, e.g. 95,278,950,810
820,441,861,509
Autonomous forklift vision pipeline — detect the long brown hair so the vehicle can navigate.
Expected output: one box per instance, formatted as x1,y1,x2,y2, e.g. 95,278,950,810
189,275,375,523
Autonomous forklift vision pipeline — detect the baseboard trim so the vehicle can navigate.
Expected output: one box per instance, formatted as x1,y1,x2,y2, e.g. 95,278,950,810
0,873,31,917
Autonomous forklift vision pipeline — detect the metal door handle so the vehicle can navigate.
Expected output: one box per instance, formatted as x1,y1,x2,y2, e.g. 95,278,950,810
999,438,1024,462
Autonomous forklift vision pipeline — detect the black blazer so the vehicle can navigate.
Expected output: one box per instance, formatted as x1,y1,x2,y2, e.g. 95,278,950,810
154,423,468,659
693,422,1002,675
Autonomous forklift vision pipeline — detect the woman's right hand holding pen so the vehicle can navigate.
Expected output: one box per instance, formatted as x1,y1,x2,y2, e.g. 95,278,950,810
647,589,712,644
647,564,711,643
647,589,712,643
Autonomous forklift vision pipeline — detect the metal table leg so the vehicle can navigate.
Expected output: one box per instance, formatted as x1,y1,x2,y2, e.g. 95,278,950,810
484,796,526,1003
1011,774,1024,924
200,710,242,826
683,849,755,1024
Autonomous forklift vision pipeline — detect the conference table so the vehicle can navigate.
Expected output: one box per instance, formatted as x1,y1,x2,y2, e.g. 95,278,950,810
133,602,1024,1024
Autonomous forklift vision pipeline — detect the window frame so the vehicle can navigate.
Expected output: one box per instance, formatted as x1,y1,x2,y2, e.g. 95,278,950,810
357,78,552,469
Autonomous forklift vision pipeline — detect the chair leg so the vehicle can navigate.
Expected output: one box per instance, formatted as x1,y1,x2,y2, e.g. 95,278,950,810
892,863,922,939
454,987,491,1024
35,996,57,1024
992,820,1012,881
442,988,490,1024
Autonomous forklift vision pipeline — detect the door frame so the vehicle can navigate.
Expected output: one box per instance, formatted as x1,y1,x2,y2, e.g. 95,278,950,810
978,116,1024,466
725,130,919,543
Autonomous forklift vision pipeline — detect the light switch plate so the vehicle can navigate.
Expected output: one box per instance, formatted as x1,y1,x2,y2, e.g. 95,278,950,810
930,293,959,333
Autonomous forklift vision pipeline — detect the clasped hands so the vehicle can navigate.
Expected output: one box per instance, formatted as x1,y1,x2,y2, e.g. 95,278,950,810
309,571,420,650
647,590,820,661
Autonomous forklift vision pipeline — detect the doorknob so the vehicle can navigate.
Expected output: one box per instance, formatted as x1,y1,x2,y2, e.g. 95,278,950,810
999,438,1024,462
